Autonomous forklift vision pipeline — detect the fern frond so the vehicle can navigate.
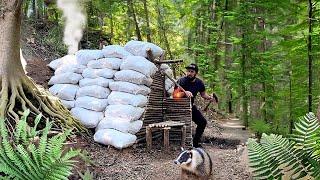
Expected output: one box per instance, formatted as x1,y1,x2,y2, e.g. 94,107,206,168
61,149,81,162
0,146,25,179
43,159,73,180
248,137,283,179
248,112,320,179
16,144,41,179
0,163,24,179
0,119,33,180
38,119,52,166
29,113,42,138
78,169,94,180
291,113,320,155
309,159,320,178
27,143,41,169
0,110,85,179
14,109,30,144
47,129,71,159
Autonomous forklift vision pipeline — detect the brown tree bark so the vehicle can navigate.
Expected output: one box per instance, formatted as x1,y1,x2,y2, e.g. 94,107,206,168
142,0,152,42
110,10,114,43
0,0,84,131
127,0,142,41
307,0,313,112
223,0,233,114
156,0,173,60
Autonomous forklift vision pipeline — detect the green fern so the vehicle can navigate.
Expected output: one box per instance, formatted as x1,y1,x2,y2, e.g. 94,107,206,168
78,169,94,180
0,109,82,179
248,112,320,179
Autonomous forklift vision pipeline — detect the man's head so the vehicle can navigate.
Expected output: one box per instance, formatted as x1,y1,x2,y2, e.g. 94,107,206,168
185,63,198,81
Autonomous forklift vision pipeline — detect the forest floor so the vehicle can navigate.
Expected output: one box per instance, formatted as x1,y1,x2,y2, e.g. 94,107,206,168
24,57,253,180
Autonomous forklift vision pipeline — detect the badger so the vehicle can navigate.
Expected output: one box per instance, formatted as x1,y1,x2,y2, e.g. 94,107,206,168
174,147,213,180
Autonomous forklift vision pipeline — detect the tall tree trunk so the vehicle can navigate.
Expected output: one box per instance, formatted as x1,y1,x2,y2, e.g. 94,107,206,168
241,33,248,127
223,0,233,113
258,16,267,122
23,0,30,18
127,0,142,41
126,0,133,41
0,0,84,131
307,0,313,112
156,0,173,60
32,0,37,18
110,11,114,44
142,0,152,42
289,68,293,133
211,0,223,72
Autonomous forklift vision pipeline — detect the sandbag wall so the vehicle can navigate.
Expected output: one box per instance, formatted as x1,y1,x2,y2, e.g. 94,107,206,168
48,40,171,149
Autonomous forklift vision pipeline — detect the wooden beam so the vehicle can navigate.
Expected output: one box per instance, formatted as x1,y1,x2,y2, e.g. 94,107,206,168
154,59,183,64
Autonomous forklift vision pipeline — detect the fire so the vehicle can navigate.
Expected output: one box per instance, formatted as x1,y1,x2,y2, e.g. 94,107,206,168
173,87,185,99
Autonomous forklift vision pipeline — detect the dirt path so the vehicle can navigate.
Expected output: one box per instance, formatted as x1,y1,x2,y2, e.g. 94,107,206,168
69,115,252,179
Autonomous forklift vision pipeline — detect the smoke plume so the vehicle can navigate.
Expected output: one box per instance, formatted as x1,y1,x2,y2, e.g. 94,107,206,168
57,0,86,54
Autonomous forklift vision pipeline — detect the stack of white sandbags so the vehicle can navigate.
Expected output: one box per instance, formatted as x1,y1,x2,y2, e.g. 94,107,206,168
48,50,107,129
48,55,85,109
48,41,164,149
95,42,159,149
71,50,112,129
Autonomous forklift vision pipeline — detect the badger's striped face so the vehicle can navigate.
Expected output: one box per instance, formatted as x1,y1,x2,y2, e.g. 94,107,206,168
174,150,192,165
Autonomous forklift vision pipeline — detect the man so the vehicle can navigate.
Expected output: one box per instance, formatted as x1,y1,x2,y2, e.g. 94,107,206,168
176,63,217,148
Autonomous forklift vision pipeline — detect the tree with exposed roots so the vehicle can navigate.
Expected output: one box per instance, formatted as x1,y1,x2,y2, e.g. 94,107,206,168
0,0,85,131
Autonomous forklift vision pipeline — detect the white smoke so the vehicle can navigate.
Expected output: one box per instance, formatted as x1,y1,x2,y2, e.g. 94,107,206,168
57,0,86,54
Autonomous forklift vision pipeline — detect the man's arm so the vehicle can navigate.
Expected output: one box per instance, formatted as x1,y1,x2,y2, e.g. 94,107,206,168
200,91,217,103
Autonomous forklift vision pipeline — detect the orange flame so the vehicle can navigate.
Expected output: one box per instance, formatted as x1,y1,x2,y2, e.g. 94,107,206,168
173,87,185,99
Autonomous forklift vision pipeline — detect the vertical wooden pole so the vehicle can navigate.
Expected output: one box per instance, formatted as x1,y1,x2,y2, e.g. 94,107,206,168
181,125,186,148
163,127,170,150
146,126,152,149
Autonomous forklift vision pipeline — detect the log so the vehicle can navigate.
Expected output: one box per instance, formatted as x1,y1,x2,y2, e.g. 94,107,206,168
154,59,184,64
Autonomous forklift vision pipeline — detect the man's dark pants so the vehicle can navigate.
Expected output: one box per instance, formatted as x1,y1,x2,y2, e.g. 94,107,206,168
192,105,207,147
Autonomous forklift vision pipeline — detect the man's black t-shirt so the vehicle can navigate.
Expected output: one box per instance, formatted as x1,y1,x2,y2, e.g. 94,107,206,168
177,77,205,104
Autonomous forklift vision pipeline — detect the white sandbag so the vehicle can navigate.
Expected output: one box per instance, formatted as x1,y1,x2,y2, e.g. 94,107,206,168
49,84,79,100
160,64,174,78
102,45,133,59
60,100,75,109
76,85,110,98
105,105,144,121
96,118,143,134
94,129,137,149
168,86,174,94
48,59,61,70
79,77,113,88
124,40,164,58
48,72,83,85
87,58,123,70
47,55,78,70
55,64,86,75
160,64,170,70
82,68,116,79
165,78,174,91
75,96,108,112
109,81,151,96
107,91,148,107
75,49,104,65
71,107,103,128
120,56,157,77
114,70,153,86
